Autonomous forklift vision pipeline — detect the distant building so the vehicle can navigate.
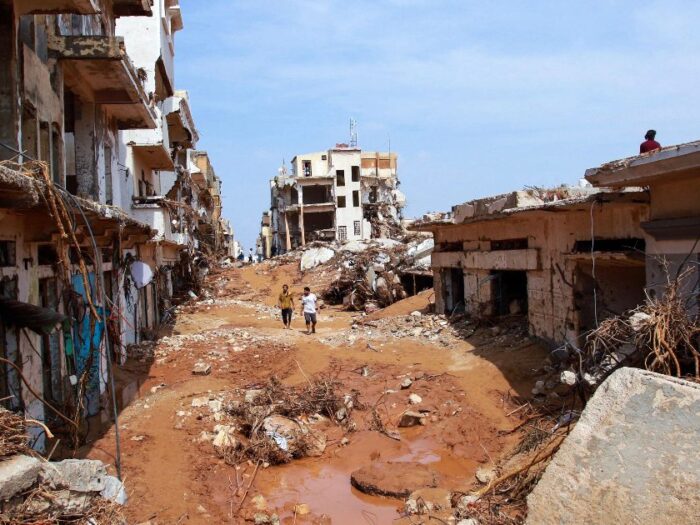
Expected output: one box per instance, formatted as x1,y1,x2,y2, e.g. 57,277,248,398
268,144,405,254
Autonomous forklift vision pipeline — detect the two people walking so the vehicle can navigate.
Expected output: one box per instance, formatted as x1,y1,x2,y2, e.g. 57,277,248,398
277,284,318,334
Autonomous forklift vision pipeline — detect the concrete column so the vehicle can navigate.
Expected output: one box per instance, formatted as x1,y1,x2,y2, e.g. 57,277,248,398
74,100,98,199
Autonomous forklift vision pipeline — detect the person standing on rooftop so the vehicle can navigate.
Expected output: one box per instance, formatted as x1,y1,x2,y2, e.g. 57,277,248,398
640,130,661,154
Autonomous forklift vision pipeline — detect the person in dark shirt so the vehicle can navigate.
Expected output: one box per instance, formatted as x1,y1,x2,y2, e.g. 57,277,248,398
640,130,661,154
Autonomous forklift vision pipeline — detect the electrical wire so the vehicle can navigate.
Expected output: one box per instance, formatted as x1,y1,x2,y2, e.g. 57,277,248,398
590,200,599,327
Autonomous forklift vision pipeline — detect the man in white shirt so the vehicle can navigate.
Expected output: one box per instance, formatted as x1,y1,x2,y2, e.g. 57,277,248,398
301,286,318,334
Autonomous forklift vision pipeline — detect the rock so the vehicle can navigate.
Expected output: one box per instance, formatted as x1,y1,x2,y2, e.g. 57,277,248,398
350,462,440,498
254,513,280,525
457,520,479,525
251,494,267,511
408,393,422,405
398,411,428,427
150,383,166,394
560,370,577,386
475,467,494,484
192,362,212,375
629,311,651,331
212,425,239,453
400,377,413,389
294,503,310,515
527,368,700,524
411,327,424,337
300,247,335,271
263,415,326,457
340,437,350,446
410,311,422,318
41,459,108,492
101,475,127,505
245,389,264,404
191,396,210,408
208,400,223,413
455,494,478,513
197,504,208,514
405,488,452,514
0,455,42,501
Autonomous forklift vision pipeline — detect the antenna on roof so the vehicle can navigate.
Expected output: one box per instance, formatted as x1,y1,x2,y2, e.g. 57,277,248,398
349,118,358,148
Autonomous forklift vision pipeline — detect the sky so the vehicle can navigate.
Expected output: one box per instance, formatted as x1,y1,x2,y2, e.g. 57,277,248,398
175,0,700,250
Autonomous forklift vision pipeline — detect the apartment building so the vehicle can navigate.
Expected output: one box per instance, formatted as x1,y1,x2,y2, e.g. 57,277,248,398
268,144,405,254
0,0,231,449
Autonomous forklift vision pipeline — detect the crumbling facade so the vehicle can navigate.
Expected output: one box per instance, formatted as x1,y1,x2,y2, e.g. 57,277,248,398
267,145,405,254
0,0,231,449
585,140,700,309
414,187,650,345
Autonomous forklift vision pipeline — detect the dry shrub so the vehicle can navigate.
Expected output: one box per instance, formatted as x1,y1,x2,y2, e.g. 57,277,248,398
585,267,700,380
0,408,29,460
222,375,360,466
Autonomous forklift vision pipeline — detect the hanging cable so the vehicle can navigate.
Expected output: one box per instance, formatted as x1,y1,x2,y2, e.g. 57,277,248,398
590,200,599,327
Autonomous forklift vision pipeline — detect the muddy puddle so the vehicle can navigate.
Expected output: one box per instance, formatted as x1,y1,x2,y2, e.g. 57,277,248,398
208,429,479,524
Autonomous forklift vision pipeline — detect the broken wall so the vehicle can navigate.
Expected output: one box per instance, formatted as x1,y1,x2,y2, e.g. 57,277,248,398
430,199,649,344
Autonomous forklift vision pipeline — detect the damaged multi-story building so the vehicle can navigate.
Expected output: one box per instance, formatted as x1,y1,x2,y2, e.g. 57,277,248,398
266,144,405,255
0,0,232,450
413,186,650,346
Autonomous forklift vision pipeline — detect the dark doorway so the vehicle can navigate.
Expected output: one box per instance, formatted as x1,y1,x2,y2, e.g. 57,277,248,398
442,268,465,314
401,273,434,297
491,270,528,316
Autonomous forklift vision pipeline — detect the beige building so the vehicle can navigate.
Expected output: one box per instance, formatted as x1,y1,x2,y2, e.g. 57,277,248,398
269,144,404,253
586,140,700,305
413,188,650,345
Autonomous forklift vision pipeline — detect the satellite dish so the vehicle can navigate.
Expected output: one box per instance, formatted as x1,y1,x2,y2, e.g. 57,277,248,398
130,261,154,289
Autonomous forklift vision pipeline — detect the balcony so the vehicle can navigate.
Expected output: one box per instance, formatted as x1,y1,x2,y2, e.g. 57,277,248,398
164,94,198,149
113,0,152,16
16,0,99,15
295,175,334,185
49,35,156,129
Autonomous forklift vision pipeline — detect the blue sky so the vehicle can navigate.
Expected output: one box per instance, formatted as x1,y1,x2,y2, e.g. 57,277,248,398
175,0,700,250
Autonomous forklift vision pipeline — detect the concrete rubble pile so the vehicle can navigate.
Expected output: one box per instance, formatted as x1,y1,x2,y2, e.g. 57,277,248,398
269,235,433,312
0,455,127,524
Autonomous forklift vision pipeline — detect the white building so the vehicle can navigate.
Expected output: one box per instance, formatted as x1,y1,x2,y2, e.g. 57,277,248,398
269,144,405,253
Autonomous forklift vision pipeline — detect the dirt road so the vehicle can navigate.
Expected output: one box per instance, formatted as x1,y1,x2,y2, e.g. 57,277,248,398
82,262,546,524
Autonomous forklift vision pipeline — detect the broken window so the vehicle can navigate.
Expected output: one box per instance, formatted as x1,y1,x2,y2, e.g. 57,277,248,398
337,196,346,208
491,270,528,316
491,238,528,251
321,155,327,161
352,190,360,207
104,146,113,205
351,166,360,182
0,241,16,267
338,226,347,241
354,220,361,236
303,160,312,177
336,170,345,187
0,277,21,410
37,244,58,266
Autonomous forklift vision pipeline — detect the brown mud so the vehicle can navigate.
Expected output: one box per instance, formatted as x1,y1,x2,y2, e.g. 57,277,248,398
79,262,547,524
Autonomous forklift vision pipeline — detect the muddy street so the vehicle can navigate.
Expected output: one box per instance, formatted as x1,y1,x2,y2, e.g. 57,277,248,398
80,261,546,524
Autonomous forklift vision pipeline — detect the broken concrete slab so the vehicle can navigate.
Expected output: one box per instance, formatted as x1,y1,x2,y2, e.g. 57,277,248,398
527,367,700,525
300,247,335,271
0,455,42,501
41,459,107,493
350,462,440,498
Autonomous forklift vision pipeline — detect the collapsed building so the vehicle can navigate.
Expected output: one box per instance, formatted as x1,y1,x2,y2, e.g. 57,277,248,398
0,0,233,449
265,144,406,255
412,186,650,345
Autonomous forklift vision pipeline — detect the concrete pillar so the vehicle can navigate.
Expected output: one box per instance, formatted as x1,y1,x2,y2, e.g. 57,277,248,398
74,100,98,199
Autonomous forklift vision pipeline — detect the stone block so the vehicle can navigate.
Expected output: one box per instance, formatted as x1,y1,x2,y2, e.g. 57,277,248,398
0,455,42,501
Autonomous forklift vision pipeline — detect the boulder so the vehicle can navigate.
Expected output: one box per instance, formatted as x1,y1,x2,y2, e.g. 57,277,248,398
560,370,577,386
192,362,212,376
398,411,428,428
405,487,452,514
527,368,700,524
475,467,494,484
212,425,239,454
350,462,440,498
408,393,422,405
0,455,42,501
400,378,413,389
263,416,326,457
